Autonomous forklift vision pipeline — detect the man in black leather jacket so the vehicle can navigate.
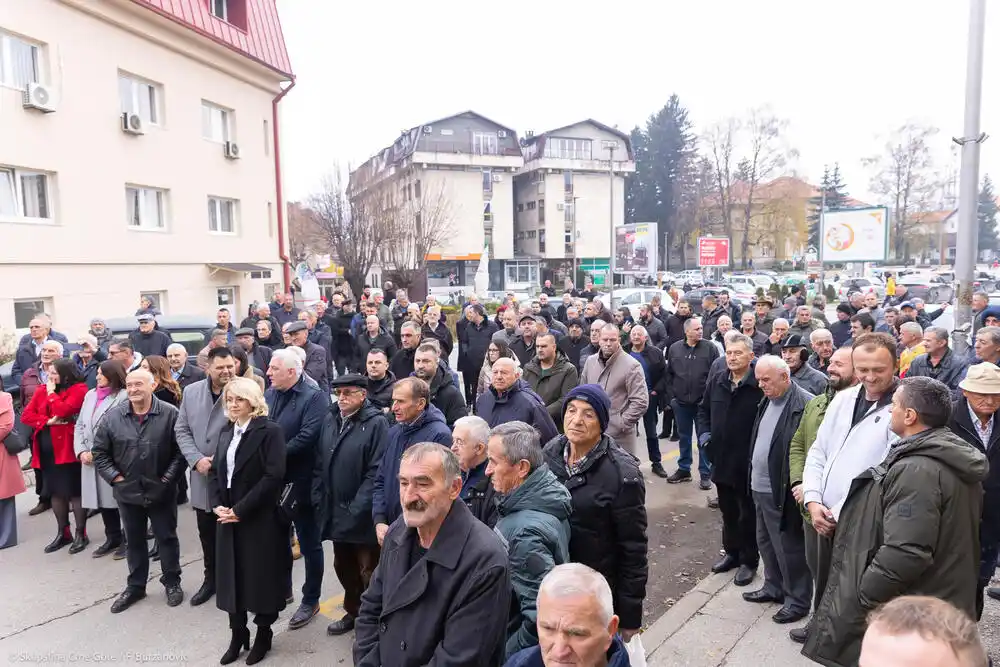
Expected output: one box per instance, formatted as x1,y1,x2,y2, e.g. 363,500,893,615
92,368,187,614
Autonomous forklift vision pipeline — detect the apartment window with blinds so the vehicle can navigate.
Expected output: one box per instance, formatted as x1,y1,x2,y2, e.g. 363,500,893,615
208,197,237,233
0,31,40,89
119,74,160,125
126,186,166,230
0,168,52,222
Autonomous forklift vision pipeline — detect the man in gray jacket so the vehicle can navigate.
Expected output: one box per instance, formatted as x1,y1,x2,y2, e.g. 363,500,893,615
580,323,648,453
780,335,828,396
174,346,236,607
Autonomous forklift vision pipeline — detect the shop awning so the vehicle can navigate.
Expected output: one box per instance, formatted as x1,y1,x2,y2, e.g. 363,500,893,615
207,263,271,273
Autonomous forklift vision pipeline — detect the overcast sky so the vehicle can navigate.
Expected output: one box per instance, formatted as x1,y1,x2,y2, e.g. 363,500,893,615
276,0,997,207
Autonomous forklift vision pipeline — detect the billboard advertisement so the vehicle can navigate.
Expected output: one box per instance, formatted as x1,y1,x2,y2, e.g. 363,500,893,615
820,207,889,263
614,223,658,274
697,237,731,267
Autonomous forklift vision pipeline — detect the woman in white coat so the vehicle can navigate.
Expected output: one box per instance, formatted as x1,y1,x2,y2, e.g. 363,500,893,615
74,360,128,558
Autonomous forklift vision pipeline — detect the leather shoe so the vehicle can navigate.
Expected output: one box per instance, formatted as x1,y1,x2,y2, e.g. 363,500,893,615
68,532,90,555
789,621,812,643
112,542,128,560
110,589,146,613
28,501,50,516
773,606,809,624
327,614,355,635
92,539,121,558
44,534,72,553
165,585,184,607
742,588,783,604
650,463,669,478
190,580,215,606
733,565,756,586
988,587,1000,601
288,602,319,630
711,554,739,574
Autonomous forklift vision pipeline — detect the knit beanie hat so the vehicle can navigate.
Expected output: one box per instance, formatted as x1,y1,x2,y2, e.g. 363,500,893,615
563,384,611,433
836,303,853,316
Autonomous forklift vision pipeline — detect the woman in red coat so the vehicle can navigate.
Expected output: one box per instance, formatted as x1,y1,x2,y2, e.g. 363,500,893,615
21,357,88,553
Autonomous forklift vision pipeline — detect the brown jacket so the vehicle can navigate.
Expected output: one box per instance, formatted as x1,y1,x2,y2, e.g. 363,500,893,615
579,347,649,439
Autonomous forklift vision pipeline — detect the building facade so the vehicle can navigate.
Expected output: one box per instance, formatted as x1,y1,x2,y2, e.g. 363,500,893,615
1,0,292,336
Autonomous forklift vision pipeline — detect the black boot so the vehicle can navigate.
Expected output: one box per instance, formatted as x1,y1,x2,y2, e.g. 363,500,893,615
44,527,72,553
245,626,273,665
68,529,90,555
219,626,250,665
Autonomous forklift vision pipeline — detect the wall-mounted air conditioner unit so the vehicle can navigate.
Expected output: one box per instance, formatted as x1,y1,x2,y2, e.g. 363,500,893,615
225,141,241,159
23,83,56,112
121,112,144,135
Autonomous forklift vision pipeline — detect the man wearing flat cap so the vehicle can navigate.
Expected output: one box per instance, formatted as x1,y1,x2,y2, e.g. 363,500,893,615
542,384,649,641
234,327,272,376
510,314,539,366
285,320,329,394
950,363,1000,617
780,334,828,396
315,374,389,636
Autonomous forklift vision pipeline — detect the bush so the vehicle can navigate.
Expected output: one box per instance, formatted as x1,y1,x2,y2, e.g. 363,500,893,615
824,284,838,302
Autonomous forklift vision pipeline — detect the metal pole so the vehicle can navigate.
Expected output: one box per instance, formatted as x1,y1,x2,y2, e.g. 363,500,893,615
818,186,826,292
954,0,987,331
572,197,579,283
604,140,618,309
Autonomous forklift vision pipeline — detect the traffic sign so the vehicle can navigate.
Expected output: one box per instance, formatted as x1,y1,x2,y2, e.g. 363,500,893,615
697,237,730,267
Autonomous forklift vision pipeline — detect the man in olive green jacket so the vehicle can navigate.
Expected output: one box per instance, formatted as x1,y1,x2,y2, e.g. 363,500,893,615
787,347,856,645
803,377,988,667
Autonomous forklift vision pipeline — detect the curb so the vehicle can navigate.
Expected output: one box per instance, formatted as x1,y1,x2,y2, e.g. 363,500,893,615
643,572,732,659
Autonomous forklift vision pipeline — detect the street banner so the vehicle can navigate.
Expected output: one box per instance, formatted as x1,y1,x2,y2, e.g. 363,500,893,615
697,237,730,267
820,207,889,263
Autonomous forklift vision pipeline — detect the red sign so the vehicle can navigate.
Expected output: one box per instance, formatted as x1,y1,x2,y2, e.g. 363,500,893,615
697,237,730,267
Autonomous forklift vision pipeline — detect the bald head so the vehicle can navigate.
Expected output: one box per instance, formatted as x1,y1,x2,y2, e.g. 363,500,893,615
125,369,155,409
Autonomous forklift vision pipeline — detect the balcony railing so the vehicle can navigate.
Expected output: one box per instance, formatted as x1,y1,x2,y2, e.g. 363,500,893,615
412,142,522,157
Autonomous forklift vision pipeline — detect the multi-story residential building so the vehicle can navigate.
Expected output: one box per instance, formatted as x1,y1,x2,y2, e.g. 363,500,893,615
348,111,524,294
513,121,635,289
1,0,293,336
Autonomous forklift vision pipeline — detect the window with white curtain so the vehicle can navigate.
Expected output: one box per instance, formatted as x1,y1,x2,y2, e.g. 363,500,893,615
208,196,237,233
119,74,160,124
0,167,51,222
126,186,166,230
0,31,40,89
202,101,231,143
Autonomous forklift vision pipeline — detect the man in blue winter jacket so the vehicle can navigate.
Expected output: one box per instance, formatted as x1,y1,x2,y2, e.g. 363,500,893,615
372,377,452,545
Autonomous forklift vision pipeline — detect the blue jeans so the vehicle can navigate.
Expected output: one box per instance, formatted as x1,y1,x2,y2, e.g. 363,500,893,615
291,503,324,606
671,399,710,478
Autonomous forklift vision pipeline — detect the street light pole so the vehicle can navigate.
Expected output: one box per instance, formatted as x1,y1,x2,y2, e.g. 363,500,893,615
603,140,618,309
954,0,987,331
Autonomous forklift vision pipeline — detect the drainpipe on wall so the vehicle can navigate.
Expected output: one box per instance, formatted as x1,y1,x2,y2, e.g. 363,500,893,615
272,78,296,292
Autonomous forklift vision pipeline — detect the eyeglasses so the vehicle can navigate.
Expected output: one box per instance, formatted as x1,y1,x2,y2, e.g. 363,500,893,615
334,389,363,397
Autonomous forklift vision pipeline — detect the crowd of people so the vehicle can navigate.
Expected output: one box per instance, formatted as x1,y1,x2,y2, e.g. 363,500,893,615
0,274,997,666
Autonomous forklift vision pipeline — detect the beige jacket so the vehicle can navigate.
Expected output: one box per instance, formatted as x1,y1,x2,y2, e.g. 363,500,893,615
580,347,649,439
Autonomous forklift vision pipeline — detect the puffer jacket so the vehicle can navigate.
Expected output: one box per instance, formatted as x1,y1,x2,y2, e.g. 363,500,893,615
792,362,828,396
804,428,988,667
477,380,559,445
788,388,835,523
522,352,580,424
906,348,970,393
543,434,647,631
495,465,572,657
422,365,468,427
505,635,630,667
91,396,187,506
365,372,396,410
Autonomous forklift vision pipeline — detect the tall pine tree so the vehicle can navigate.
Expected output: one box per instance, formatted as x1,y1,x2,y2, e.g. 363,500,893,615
978,175,999,255
625,126,654,224
807,163,850,248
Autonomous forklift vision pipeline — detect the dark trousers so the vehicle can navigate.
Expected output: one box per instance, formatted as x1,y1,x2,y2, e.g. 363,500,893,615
463,377,477,412
642,395,661,464
35,466,50,502
332,542,381,618
672,400,710,477
977,541,999,620
119,499,181,591
100,508,122,542
290,502,324,606
229,611,278,630
195,508,217,584
717,482,758,568
752,490,812,612
804,520,834,612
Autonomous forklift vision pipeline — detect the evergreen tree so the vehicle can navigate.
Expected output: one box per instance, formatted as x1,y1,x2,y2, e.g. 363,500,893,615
978,175,999,254
625,126,653,224
807,163,850,248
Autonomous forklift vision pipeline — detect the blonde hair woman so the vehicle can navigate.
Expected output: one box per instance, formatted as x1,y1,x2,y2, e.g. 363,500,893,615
208,377,290,665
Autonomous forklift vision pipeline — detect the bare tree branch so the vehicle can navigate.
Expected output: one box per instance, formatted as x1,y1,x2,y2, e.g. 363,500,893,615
382,180,455,290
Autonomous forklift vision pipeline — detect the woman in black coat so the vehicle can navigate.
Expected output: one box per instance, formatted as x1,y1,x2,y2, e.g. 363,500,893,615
208,377,290,665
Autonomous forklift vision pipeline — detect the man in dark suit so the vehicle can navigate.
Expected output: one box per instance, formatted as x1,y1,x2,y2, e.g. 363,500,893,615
353,443,510,666
285,321,329,395
166,344,206,390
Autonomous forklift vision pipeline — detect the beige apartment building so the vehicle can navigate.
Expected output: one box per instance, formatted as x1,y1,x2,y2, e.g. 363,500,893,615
0,0,293,337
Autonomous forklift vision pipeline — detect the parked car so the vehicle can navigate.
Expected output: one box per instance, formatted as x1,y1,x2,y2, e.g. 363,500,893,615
599,289,676,320
682,286,749,315
837,276,886,300
675,270,706,287
897,273,955,304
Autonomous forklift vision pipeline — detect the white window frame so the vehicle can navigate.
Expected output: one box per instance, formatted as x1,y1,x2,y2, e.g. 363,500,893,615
473,132,497,156
0,167,53,224
217,286,237,320
210,0,228,21
118,73,161,126
202,101,232,143
207,196,237,234
126,185,167,231
0,31,41,90
13,298,51,330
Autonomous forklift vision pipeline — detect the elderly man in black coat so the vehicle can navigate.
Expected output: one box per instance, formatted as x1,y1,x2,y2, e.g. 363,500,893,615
315,375,389,636
285,321,329,395
476,358,558,443
353,443,510,667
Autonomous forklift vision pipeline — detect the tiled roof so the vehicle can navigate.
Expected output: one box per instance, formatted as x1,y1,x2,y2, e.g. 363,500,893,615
130,0,292,78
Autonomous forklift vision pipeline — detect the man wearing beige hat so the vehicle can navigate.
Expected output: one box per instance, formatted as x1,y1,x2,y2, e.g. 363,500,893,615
950,362,1000,617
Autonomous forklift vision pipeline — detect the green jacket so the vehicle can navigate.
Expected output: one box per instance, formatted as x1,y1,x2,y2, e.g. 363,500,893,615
522,352,580,424
495,464,572,659
803,427,987,667
788,389,833,523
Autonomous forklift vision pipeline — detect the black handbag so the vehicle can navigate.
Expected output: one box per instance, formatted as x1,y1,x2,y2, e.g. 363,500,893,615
3,427,27,456
277,481,298,524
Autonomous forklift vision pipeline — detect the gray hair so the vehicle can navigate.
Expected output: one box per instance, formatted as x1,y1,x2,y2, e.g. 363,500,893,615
755,354,790,375
166,343,187,356
400,321,421,334
41,339,64,356
271,348,303,377
489,421,544,472
899,321,923,337
421,337,442,357
454,416,490,446
211,328,227,339
925,326,949,343
726,332,753,352
977,326,1000,346
600,322,619,337
630,325,648,339
810,328,833,343
400,442,462,485
773,318,789,328
538,564,615,626
899,376,952,428
683,317,702,332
